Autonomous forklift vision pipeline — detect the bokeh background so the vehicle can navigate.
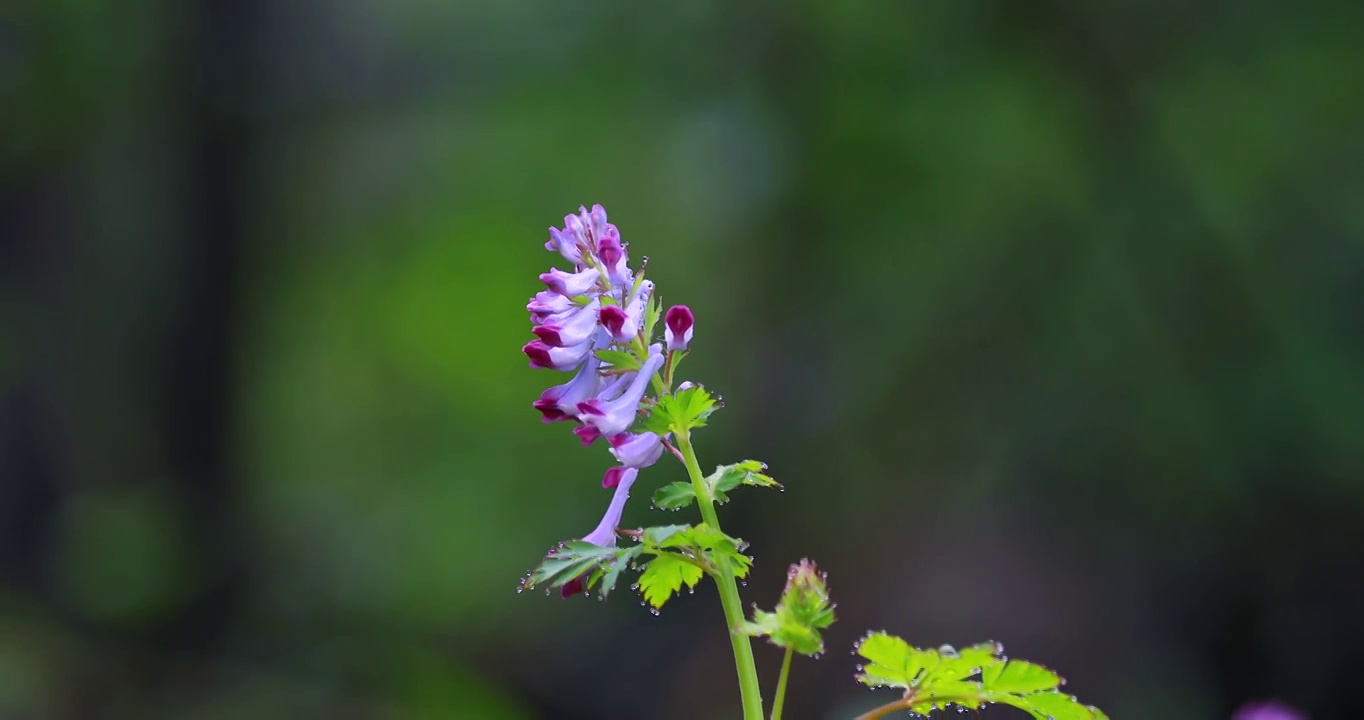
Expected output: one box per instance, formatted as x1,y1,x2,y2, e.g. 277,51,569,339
3,1,1363,718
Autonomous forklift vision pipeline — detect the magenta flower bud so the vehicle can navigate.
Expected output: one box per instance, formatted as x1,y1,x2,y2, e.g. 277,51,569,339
523,337,593,372
608,432,666,469
545,226,583,266
595,226,632,287
531,299,600,347
576,353,664,438
540,267,600,296
664,305,694,351
533,350,603,422
561,466,639,598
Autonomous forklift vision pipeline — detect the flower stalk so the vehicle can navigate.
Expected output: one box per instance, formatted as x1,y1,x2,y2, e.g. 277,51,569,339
676,429,765,720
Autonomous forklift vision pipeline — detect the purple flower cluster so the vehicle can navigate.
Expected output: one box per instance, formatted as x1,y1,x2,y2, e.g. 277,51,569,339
523,205,694,597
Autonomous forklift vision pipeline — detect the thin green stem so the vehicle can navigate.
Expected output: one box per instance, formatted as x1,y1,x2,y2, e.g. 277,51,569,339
770,647,794,720
676,431,764,720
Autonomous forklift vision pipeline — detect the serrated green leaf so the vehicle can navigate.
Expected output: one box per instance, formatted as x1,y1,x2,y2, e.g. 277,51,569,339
707,459,780,504
639,407,674,436
738,609,782,639
912,681,985,712
854,632,1106,719
641,524,691,547
637,554,703,609
594,349,641,372
651,482,696,510
856,633,931,689
672,386,717,428
922,644,999,688
981,659,1061,694
676,524,753,576
524,541,620,590
996,690,1098,720
596,546,643,599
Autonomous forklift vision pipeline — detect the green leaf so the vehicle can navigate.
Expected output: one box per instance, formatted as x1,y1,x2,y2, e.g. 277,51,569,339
980,659,1062,694
641,524,691,547
995,690,1099,720
651,482,696,510
671,386,717,428
855,632,932,689
594,349,641,372
707,459,780,503
652,523,752,578
853,633,1106,719
522,541,638,597
643,386,719,435
637,554,703,609
595,546,642,599
643,294,662,342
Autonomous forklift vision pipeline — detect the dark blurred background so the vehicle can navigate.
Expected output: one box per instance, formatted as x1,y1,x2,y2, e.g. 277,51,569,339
2,1,1362,718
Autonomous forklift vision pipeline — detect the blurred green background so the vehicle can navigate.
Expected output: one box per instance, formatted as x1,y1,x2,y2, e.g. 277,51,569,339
2,1,1363,718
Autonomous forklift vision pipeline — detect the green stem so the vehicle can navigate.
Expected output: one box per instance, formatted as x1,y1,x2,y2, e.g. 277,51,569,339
770,647,793,720
675,431,764,720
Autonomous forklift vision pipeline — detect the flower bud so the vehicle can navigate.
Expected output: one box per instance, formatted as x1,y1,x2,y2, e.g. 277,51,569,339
664,305,694,351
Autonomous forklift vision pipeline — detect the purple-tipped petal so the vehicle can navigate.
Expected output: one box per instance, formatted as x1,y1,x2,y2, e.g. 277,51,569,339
573,424,602,446
602,466,629,488
531,299,600,347
665,305,694,352
577,353,664,438
607,432,666,469
533,350,603,421
523,337,593,372
600,281,651,343
527,290,574,318
540,267,600,296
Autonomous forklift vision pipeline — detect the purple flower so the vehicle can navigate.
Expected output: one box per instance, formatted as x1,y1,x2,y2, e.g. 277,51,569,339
545,226,584,266
533,350,603,422
665,305,694,352
540,267,601,296
531,299,601,347
523,337,594,372
1233,702,1306,720
577,353,664,439
561,467,639,598
527,290,574,320
600,281,652,343
596,226,632,287
608,431,666,469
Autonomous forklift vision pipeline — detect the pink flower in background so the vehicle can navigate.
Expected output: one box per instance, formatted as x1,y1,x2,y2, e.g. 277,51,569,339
1233,701,1307,720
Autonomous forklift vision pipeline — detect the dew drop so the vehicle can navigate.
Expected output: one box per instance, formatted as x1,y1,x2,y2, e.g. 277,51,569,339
649,607,661,616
